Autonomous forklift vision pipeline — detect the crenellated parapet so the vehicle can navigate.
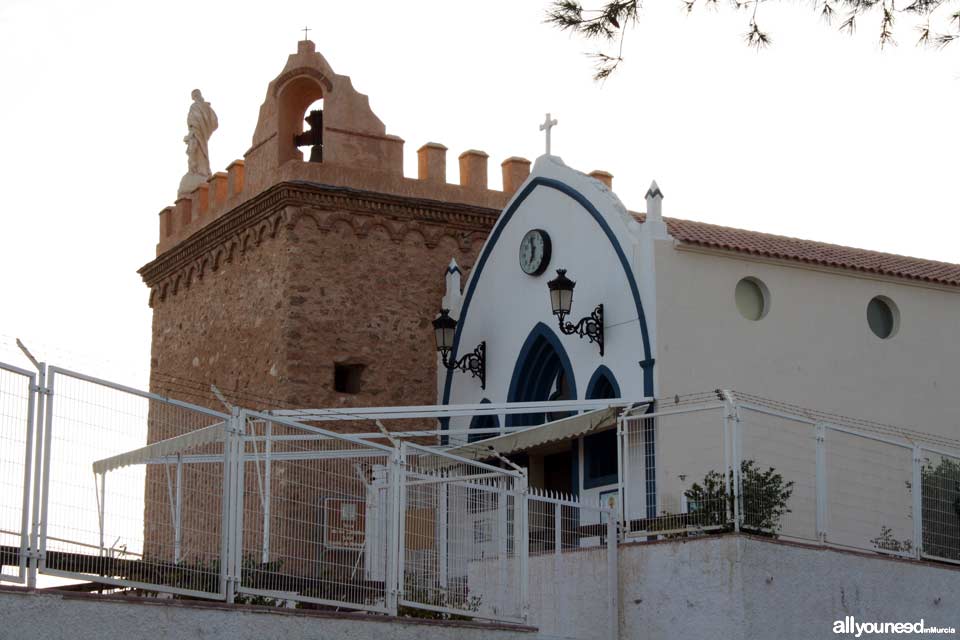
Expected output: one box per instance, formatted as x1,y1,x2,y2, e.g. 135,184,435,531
142,181,500,307
154,39,534,257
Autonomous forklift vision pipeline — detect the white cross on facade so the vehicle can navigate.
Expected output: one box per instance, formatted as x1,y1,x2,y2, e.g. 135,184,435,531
539,113,558,155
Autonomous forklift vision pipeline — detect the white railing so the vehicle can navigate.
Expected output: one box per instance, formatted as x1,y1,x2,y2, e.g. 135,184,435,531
43,366,232,599
4,355,958,631
0,359,622,630
0,361,36,585
619,393,960,565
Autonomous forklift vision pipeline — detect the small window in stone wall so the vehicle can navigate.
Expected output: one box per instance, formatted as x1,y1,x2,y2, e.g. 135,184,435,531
334,363,365,394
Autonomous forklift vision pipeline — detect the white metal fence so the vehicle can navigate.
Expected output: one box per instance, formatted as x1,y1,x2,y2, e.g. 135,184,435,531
0,362,35,584
0,359,619,630
45,366,231,599
401,442,526,622
619,393,960,565
5,356,958,629
234,410,396,612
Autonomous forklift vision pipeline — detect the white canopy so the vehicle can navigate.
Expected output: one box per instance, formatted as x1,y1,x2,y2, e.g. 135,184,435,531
92,421,226,475
444,407,621,462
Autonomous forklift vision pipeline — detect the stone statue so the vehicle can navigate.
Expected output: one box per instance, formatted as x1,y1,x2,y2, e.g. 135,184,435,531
178,89,219,197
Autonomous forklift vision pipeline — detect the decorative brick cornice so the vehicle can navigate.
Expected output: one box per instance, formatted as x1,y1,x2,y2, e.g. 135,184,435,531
139,181,500,303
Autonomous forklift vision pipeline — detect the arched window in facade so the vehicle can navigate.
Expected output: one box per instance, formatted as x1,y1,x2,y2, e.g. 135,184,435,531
583,366,621,489
506,323,577,427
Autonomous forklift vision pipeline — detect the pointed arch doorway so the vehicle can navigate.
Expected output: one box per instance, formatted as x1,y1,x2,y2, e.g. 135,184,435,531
506,323,578,496
506,323,577,428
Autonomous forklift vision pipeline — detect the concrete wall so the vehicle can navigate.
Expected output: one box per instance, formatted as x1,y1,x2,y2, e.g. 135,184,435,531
10,535,956,640
620,535,960,640
5,535,958,640
468,545,615,640
0,587,537,640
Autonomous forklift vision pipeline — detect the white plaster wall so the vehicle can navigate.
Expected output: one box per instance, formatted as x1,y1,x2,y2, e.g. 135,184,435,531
443,156,653,426
0,588,538,640
647,243,960,548
653,242,960,439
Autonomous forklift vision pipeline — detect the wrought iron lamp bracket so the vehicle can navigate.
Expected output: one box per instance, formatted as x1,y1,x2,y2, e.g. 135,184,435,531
557,304,604,356
440,341,486,389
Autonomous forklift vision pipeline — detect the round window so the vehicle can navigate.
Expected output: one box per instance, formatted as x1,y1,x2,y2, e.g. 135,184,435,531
867,296,898,339
735,277,769,321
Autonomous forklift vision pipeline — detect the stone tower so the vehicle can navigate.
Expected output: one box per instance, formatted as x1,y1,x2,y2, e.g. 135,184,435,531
140,40,533,436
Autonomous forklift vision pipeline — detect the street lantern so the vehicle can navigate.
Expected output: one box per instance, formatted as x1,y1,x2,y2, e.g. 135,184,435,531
547,269,576,318
432,308,457,353
546,269,604,357
432,309,486,389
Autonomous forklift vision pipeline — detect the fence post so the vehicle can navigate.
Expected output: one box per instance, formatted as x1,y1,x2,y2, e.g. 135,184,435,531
232,410,246,601
518,475,530,623
27,361,46,588
220,408,242,603
912,445,923,560
722,392,741,532
97,472,106,554
262,420,272,564
606,509,619,640
497,479,509,616
722,403,730,525
175,454,183,563
815,423,828,544
385,445,403,615
37,367,56,577
616,416,627,532
14,343,45,589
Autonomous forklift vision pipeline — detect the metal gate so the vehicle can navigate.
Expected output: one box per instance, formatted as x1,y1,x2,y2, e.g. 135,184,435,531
399,442,527,622
0,361,36,584
40,366,232,598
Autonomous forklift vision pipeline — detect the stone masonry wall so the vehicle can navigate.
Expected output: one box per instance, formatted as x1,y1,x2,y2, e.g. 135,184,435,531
283,212,485,419
140,183,497,575
148,232,290,422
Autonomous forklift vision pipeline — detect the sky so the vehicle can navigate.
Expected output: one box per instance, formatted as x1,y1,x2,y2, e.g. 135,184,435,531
0,0,958,386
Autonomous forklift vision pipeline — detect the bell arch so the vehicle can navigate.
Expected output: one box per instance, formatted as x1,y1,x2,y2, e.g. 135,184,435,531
276,73,325,165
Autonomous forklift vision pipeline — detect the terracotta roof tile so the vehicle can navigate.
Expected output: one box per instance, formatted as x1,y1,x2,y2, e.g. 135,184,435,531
632,213,960,287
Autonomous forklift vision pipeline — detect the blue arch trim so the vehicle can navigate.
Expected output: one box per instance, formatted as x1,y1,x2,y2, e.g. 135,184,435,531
505,322,577,427
440,177,654,412
585,365,621,400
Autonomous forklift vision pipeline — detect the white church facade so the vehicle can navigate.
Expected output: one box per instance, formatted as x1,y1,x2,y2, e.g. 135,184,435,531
438,153,960,532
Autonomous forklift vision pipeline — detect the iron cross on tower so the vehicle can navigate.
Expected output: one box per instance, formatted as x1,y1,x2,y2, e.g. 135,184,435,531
301,26,311,40
540,113,558,155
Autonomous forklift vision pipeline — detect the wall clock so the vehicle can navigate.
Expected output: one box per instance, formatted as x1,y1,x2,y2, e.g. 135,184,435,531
519,229,552,276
